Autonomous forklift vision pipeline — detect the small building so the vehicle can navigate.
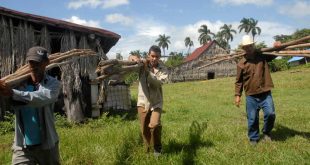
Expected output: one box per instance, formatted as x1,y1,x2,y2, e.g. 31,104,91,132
169,41,237,82
0,7,120,121
287,57,309,66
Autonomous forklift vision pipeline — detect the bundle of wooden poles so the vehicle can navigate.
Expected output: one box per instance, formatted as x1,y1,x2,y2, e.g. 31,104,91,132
1,49,97,86
197,35,310,69
95,59,145,81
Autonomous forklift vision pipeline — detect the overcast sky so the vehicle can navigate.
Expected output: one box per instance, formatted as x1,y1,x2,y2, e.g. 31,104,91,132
1,0,309,58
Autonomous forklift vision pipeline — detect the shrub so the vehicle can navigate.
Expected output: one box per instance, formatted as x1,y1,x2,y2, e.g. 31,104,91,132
55,113,73,128
269,59,290,72
0,112,14,135
124,72,139,85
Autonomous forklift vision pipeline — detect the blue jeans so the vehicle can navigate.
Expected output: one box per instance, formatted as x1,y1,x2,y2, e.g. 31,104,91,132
246,92,276,141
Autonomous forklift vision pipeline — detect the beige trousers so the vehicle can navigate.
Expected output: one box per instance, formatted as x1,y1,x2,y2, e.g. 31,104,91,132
138,106,162,153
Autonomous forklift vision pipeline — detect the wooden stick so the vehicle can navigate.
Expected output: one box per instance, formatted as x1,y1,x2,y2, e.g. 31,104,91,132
98,59,138,67
2,49,97,86
96,74,111,81
278,50,310,54
50,50,96,63
285,43,310,49
261,35,310,52
5,61,77,86
263,52,310,57
197,53,244,70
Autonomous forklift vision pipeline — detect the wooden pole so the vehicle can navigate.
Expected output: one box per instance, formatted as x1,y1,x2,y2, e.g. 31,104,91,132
285,43,310,49
261,35,310,52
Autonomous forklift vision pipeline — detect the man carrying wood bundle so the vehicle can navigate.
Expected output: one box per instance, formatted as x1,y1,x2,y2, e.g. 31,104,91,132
0,46,61,164
234,35,282,146
131,45,168,157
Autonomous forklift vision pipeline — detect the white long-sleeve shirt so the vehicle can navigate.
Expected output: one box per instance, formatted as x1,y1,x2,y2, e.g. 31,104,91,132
12,74,61,150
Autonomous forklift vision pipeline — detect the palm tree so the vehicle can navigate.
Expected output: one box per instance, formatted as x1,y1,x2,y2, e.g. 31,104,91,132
248,18,261,41
115,53,123,60
198,24,215,45
184,37,194,55
130,50,141,58
238,18,251,34
215,31,227,49
238,18,262,41
155,34,171,56
141,51,148,59
219,24,237,50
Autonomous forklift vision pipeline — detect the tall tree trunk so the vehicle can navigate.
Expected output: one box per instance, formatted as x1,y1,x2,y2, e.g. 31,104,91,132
60,30,85,123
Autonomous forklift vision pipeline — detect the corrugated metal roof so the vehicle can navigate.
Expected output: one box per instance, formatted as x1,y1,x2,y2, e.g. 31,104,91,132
287,57,304,63
0,6,120,39
184,41,214,62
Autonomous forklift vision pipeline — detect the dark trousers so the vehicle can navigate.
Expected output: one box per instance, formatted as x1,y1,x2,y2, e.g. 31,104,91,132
138,106,162,152
246,92,276,141
12,142,60,165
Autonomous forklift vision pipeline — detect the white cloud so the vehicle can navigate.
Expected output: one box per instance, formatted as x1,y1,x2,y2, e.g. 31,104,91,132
64,16,101,28
108,18,295,59
230,21,295,49
105,13,133,26
213,0,273,6
68,0,101,9
68,0,129,9
102,0,129,8
136,24,168,37
278,1,310,17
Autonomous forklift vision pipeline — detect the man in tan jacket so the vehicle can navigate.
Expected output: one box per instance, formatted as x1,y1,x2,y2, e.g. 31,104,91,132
132,45,168,156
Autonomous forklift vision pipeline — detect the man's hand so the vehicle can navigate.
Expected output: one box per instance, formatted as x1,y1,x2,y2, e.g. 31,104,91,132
0,80,13,97
273,41,282,48
128,55,141,62
128,55,150,70
235,95,241,108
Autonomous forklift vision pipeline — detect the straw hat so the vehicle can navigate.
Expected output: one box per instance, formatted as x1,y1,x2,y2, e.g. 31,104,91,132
241,35,254,46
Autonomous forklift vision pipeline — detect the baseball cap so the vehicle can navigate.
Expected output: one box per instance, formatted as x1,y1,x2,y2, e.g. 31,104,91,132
26,46,49,62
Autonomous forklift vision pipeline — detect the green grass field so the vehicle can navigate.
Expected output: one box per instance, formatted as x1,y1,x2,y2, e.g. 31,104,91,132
1,65,310,165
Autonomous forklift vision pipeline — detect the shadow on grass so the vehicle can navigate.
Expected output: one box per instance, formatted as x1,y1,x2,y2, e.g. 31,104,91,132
165,121,213,165
114,134,140,165
103,98,138,121
272,124,310,141
105,108,138,121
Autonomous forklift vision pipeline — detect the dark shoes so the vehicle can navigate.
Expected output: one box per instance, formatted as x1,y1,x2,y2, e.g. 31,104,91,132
153,147,162,158
250,140,258,146
250,134,272,146
154,151,161,158
262,134,272,142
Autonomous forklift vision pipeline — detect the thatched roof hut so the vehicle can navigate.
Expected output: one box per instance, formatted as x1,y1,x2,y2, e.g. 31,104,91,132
170,41,237,82
0,7,120,122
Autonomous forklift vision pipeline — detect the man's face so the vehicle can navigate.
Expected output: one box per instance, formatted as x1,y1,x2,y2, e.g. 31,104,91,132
242,44,255,55
148,51,160,67
28,60,47,84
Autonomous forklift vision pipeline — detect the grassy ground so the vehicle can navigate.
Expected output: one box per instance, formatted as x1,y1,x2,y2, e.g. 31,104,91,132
1,65,310,165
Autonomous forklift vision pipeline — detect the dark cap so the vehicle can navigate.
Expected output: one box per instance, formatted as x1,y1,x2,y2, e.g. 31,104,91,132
26,46,49,62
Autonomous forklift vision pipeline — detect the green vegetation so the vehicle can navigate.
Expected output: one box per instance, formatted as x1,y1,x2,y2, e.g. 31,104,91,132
124,72,139,85
274,29,310,43
164,52,184,68
1,65,310,164
269,58,291,72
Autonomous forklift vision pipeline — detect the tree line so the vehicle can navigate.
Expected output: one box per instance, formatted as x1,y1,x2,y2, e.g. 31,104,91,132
116,18,309,69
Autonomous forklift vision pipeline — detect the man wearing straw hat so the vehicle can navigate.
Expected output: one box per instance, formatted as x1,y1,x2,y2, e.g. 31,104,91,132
0,46,61,164
234,35,281,146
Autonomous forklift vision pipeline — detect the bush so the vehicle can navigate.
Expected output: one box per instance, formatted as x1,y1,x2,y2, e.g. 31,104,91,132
269,59,290,72
55,113,73,128
0,112,14,135
124,72,139,85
